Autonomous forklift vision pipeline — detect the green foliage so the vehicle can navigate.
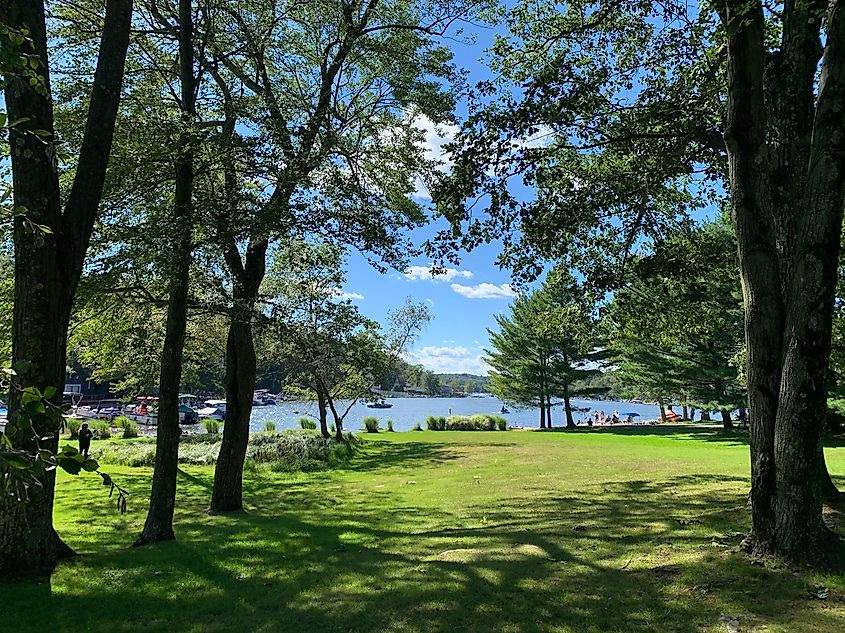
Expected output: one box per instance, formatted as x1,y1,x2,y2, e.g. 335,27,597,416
487,273,608,426
386,419,394,432
263,421,277,432
121,420,139,439
413,422,422,431
96,431,359,472
298,417,317,430
202,418,221,434
363,416,380,433
426,415,446,431
0,383,127,512
65,417,81,439
90,420,111,440
441,414,507,432
604,219,745,412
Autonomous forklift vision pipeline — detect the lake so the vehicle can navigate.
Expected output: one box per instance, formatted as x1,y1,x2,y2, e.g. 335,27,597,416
248,396,664,432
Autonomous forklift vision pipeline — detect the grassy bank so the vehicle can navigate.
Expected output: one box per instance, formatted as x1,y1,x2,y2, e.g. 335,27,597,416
4,428,845,632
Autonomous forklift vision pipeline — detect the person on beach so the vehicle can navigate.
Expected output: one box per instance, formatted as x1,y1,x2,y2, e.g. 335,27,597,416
611,410,620,424
79,422,93,458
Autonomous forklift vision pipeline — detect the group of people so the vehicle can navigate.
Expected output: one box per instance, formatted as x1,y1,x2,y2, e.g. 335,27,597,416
583,410,623,426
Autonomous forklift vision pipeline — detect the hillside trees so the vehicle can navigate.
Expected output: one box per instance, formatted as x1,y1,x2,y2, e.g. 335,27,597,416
436,0,845,562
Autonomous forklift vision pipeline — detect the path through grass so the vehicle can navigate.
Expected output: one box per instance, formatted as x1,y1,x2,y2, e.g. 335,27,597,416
4,428,845,632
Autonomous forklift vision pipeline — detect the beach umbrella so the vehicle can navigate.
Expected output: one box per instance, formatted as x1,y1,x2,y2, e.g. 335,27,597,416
621,412,641,417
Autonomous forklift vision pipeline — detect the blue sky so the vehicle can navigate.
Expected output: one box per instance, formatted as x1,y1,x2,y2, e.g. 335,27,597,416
339,21,515,375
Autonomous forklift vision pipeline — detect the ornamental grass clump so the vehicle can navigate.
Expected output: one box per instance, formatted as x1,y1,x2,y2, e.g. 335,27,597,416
425,416,446,431
90,420,111,439
121,419,139,439
363,416,380,433
203,418,221,434
65,417,81,439
299,417,317,430
442,414,508,431
386,419,394,432
263,421,277,432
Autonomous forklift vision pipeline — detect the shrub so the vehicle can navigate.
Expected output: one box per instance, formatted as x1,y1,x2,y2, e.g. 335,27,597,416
413,422,422,431
440,414,508,431
121,420,139,439
203,418,221,434
386,419,394,432
264,421,277,432
426,415,446,431
96,430,360,471
363,416,380,433
89,420,112,439
299,417,317,430
113,415,132,430
66,417,81,439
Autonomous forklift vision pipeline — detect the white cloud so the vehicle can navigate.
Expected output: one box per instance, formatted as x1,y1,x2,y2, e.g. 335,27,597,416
450,282,517,299
407,346,490,375
412,114,459,200
328,288,364,301
404,264,474,282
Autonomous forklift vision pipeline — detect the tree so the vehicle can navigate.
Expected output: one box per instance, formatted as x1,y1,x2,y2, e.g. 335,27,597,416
0,0,132,575
604,219,745,429
435,0,845,562
202,0,463,512
133,0,200,547
486,279,606,428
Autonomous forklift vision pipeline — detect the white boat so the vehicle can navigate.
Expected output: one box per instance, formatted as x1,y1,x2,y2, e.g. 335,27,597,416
197,399,226,420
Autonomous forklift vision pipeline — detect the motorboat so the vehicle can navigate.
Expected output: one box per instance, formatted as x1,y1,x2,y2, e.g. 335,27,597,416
367,400,393,409
500,406,510,414
197,399,226,420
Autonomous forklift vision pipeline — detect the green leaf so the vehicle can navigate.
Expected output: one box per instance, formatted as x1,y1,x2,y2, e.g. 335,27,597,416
82,458,99,472
43,386,57,399
56,457,82,475
60,444,79,457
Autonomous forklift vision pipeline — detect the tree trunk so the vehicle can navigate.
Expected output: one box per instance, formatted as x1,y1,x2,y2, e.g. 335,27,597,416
0,0,131,576
689,407,696,421
318,391,330,438
563,386,575,429
682,403,688,420
209,320,254,513
210,241,267,513
547,394,553,428
539,399,546,429
720,0,845,561
721,409,734,430
701,410,711,421
658,398,667,423
134,0,195,546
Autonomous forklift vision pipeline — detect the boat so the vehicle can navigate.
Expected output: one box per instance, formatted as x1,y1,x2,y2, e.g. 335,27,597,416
367,400,393,409
500,406,510,414
197,399,226,420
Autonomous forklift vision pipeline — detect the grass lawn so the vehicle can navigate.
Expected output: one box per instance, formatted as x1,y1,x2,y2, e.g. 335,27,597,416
4,428,845,632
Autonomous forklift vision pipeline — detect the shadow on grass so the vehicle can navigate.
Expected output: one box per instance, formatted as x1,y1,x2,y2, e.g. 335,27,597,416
4,442,845,633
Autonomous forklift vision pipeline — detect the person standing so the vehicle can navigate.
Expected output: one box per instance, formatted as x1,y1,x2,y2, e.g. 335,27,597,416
79,422,93,458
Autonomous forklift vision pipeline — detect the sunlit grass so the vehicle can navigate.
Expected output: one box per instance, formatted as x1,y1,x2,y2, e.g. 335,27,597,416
4,428,844,632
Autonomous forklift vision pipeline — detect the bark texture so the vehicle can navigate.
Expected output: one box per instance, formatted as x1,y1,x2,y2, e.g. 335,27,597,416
210,240,267,512
720,0,845,561
0,0,131,576
134,0,195,546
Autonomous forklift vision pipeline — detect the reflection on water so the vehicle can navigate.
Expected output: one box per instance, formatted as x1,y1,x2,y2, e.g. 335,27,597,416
248,396,663,433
